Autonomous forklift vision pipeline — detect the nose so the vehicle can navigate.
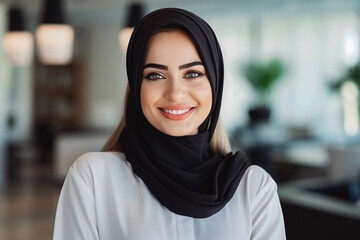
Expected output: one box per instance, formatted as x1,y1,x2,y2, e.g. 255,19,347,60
164,76,187,102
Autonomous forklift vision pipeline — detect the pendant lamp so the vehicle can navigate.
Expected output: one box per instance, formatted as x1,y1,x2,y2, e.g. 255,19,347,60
36,0,74,65
2,7,34,66
119,3,144,52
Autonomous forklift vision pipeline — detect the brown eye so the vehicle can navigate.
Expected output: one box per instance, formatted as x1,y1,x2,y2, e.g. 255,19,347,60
144,72,165,81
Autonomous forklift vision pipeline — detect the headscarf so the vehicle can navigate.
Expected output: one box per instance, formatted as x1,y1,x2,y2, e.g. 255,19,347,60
119,8,250,218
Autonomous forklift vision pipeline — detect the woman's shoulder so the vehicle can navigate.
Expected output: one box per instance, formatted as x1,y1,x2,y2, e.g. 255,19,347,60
68,151,129,184
73,151,126,168
243,165,274,183
240,165,278,198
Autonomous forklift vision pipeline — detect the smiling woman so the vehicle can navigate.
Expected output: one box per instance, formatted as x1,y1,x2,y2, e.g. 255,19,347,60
53,8,286,240
141,30,212,136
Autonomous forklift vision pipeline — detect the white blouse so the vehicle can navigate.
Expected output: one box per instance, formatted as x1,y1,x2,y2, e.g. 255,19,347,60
53,152,286,240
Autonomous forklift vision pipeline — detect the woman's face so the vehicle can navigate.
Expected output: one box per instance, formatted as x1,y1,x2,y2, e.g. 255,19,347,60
140,30,212,136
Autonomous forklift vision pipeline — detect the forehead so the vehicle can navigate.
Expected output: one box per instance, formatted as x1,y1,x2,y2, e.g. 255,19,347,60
145,30,201,63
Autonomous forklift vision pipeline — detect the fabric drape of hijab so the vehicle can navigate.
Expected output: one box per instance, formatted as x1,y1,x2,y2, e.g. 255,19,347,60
119,8,250,218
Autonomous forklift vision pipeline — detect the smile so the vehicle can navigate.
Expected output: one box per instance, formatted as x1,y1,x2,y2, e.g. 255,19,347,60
159,107,195,120
162,108,191,115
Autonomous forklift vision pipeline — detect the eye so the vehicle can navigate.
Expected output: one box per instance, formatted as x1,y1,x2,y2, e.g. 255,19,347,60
144,72,165,81
184,70,204,79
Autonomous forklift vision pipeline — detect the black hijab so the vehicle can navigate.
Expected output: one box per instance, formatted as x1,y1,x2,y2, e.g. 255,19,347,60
119,8,250,218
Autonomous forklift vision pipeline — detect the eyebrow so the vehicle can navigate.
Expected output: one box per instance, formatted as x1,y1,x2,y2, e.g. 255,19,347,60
143,61,203,70
143,63,168,70
179,61,203,70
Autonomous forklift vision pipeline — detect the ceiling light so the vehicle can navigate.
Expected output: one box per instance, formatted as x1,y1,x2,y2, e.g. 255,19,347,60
2,7,34,66
36,0,74,65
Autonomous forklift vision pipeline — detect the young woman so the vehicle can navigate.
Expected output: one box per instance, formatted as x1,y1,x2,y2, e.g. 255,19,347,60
53,8,286,240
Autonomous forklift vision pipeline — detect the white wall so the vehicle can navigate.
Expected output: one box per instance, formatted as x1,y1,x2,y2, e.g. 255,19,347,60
8,67,33,141
0,2,7,188
78,26,127,130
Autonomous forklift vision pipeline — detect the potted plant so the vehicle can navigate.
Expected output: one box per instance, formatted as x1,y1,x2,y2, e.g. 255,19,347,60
241,58,285,124
329,62,360,91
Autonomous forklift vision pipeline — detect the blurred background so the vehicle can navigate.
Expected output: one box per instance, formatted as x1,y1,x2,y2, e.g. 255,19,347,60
1,0,360,239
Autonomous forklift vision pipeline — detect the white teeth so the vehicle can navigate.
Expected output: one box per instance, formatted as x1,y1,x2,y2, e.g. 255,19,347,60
162,108,191,115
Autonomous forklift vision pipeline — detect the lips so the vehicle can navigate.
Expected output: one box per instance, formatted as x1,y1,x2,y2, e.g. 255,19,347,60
158,106,195,120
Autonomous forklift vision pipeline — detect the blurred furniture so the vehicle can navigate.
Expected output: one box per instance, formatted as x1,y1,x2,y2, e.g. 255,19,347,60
231,122,288,180
5,140,39,182
33,61,85,129
53,129,111,181
273,141,329,182
33,61,85,163
279,177,360,240
327,145,360,180
231,123,327,182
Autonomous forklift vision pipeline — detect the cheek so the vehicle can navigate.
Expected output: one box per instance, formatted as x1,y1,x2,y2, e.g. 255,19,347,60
140,85,150,113
204,91,213,115
140,83,159,114
196,82,213,113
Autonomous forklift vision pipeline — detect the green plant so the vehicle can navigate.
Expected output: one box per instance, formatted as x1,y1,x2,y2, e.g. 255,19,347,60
242,59,285,104
6,113,16,130
329,62,360,91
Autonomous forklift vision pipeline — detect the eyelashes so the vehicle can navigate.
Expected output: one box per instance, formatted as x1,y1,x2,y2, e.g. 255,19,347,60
144,70,205,81
144,72,165,80
184,70,204,78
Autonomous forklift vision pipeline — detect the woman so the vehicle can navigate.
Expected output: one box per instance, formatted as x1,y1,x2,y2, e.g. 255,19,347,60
53,8,286,240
